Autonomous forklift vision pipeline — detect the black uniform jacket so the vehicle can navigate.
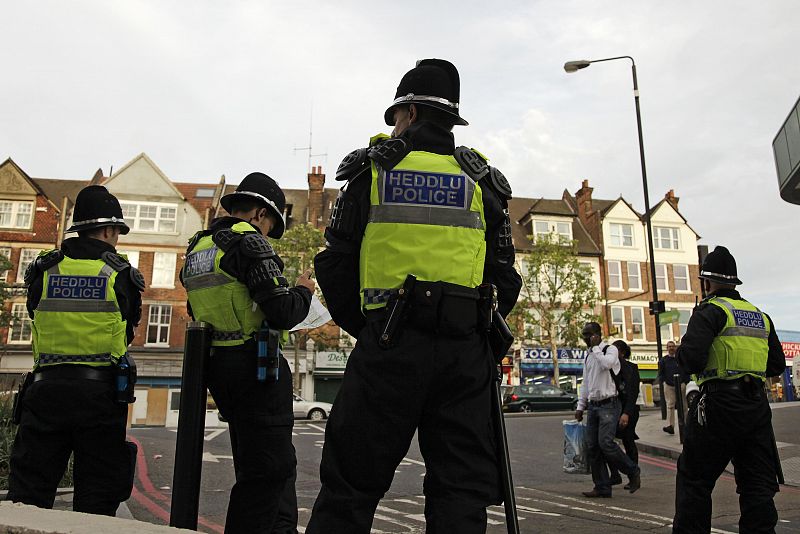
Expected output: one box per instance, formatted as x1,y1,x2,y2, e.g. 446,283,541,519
26,237,143,345
676,288,786,378
315,121,523,337
616,359,641,417
188,216,312,331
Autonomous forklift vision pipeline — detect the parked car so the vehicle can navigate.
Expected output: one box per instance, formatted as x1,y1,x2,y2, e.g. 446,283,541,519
502,384,578,413
293,394,332,421
685,380,700,405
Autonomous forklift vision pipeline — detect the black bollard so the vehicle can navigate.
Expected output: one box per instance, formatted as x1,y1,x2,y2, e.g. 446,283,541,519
170,321,212,530
674,373,685,445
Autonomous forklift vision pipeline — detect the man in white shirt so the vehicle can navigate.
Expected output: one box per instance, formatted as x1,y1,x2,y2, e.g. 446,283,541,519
575,322,641,497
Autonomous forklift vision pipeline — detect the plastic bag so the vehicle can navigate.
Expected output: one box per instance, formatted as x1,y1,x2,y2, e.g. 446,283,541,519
563,420,589,474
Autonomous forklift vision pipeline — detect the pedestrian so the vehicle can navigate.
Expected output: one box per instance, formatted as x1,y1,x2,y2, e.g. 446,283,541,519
181,173,315,534
575,322,641,498
658,340,687,434
607,339,641,490
306,58,522,533
673,246,786,534
8,185,143,515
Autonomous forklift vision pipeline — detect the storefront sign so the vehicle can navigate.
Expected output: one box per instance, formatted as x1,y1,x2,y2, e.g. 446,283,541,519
315,351,350,370
520,347,587,372
629,353,659,370
781,342,799,361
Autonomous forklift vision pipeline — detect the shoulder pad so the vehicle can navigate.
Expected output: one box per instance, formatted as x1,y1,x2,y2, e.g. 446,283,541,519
367,137,411,171
454,146,489,182
187,230,209,252
37,249,64,271
212,228,244,252
336,148,369,182
241,233,275,259
485,166,513,200
101,251,130,272
130,267,145,291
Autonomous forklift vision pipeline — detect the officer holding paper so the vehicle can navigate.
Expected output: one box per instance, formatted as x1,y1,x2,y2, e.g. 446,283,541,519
307,59,522,533
672,246,786,533
8,185,143,515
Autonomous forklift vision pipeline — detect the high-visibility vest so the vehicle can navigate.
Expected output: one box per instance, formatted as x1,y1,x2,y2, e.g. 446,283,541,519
183,221,268,347
360,146,487,309
32,254,128,368
694,296,770,385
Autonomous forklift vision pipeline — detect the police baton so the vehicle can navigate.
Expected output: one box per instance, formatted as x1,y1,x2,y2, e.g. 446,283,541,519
170,321,212,530
674,374,686,445
492,366,520,534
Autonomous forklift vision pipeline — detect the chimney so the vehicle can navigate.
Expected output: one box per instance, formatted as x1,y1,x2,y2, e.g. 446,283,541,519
575,179,600,243
307,166,326,229
665,189,679,210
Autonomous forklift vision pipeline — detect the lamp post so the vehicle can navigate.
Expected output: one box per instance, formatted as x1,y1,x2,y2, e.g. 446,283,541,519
564,56,667,419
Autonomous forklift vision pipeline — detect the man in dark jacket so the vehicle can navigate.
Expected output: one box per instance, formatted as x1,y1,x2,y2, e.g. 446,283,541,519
658,340,687,434
608,340,641,490
672,246,786,534
307,59,521,533
9,185,143,515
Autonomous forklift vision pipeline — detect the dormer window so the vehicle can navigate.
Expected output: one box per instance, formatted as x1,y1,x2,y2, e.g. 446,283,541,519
120,201,178,233
533,220,572,241
0,200,34,229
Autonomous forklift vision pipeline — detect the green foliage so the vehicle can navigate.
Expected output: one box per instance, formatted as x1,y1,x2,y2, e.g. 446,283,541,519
511,234,600,384
272,223,325,282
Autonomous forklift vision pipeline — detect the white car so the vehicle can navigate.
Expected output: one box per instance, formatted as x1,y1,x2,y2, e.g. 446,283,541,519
293,394,332,421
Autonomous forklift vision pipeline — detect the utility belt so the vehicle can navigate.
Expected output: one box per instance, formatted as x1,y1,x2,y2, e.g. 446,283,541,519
700,375,763,396
588,396,617,407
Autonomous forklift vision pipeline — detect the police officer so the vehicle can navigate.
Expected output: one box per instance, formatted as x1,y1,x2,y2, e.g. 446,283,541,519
673,246,786,533
8,185,143,515
306,59,522,533
181,172,314,534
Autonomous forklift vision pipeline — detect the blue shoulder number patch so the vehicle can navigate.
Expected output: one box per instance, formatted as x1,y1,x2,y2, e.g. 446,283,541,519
184,247,217,278
47,275,107,300
382,170,467,209
732,309,765,329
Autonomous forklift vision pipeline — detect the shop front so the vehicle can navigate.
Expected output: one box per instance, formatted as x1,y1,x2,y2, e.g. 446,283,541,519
519,347,587,393
312,350,350,404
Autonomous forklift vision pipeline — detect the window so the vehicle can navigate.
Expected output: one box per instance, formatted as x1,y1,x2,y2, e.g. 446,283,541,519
660,322,674,343
151,252,176,288
195,188,215,198
611,306,625,336
17,249,42,283
678,310,691,340
607,260,622,290
673,264,690,292
120,202,178,233
147,304,172,345
118,250,140,269
0,247,10,282
8,303,32,343
609,223,634,247
631,307,646,340
0,200,34,229
627,261,641,290
655,263,668,291
533,220,572,241
654,226,680,250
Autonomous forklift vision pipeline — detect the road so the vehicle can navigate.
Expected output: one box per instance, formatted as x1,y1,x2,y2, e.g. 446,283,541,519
126,410,800,533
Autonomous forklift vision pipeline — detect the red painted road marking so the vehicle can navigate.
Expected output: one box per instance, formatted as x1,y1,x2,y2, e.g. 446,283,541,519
127,434,225,533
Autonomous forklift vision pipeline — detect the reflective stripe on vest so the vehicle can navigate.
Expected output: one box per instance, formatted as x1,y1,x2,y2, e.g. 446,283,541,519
359,148,487,310
33,253,128,369
694,297,770,385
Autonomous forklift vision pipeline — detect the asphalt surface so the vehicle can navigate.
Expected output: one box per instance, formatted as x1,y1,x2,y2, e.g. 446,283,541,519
126,410,800,533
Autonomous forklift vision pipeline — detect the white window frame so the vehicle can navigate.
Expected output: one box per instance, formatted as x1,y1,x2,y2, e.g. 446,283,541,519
17,249,42,284
533,219,572,241
609,223,634,248
119,201,178,234
146,304,172,346
607,260,622,290
660,322,674,343
654,226,680,250
8,302,33,344
151,252,176,288
673,264,690,293
630,307,646,340
655,263,669,292
0,200,34,230
627,261,641,291
610,306,625,337
678,309,691,340
0,247,11,282
118,250,140,269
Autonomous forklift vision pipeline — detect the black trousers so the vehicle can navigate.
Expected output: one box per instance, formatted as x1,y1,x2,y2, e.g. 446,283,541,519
306,316,501,534
207,343,297,534
609,407,640,478
673,385,779,534
8,374,135,516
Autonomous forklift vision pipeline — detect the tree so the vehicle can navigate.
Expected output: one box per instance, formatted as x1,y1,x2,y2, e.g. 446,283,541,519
510,233,600,387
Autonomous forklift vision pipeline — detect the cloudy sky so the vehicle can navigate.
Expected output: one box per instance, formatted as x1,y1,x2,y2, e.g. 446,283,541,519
3,1,798,329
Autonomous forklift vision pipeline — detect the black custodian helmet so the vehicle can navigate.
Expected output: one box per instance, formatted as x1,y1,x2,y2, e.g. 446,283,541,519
66,185,130,235
384,58,468,127
220,172,287,239
699,246,742,285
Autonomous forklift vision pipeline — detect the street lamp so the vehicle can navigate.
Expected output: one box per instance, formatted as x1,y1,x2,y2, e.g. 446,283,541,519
564,55,667,419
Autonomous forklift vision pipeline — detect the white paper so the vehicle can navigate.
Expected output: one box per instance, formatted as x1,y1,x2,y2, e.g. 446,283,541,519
290,294,332,331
